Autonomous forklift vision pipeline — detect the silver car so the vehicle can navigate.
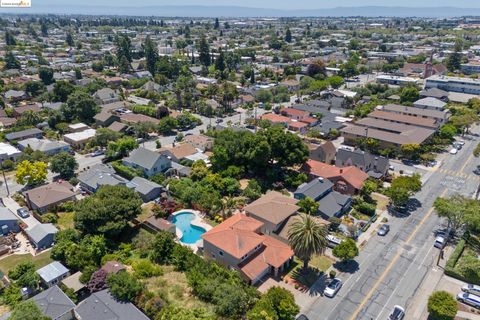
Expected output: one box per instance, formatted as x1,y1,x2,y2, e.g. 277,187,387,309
324,278,342,298
388,305,405,320
377,224,390,236
462,284,480,297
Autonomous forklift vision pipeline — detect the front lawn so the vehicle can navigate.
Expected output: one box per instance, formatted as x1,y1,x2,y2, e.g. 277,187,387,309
0,251,53,274
285,255,332,288
56,212,75,230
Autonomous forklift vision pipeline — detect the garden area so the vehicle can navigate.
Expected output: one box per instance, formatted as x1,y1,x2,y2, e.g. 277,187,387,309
445,238,480,285
0,251,52,274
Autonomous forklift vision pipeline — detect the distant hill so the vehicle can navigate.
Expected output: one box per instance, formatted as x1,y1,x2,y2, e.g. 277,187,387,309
3,5,480,17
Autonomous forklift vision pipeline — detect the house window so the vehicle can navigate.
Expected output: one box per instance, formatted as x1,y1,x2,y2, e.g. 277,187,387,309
211,253,216,258
219,251,224,256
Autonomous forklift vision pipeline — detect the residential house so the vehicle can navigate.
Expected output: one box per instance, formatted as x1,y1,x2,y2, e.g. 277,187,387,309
25,223,58,250
0,143,22,162
0,207,20,235
93,112,120,127
425,75,480,95
294,177,352,219
18,138,71,156
158,143,200,163
120,113,160,125
413,97,447,111
3,89,28,102
260,113,290,126
419,87,449,101
37,261,70,288
93,88,120,105
123,147,171,177
13,104,42,118
202,214,294,285
63,129,96,148
308,141,336,164
61,272,86,296
244,191,299,235
24,181,76,213
126,176,162,202
302,160,369,195
183,134,214,151
78,163,128,193
336,148,389,179
5,128,43,142
74,289,150,320
31,285,75,320
378,104,450,125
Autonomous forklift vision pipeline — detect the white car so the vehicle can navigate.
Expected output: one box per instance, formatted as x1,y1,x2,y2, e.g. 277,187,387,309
388,305,405,320
457,292,480,309
462,284,480,296
457,140,465,146
324,278,342,298
449,148,458,155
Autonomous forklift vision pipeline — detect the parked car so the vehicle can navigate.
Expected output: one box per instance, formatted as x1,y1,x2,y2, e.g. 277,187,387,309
457,292,480,309
388,305,405,320
17,207,30,218
324,278,342,298
449,148,458,155
377,224,390,236
462,284,480,296
473,165,480,175
326,234,343,248
389,165,395,171
91,149,104,157
296,315,309,320
215,119,223,123
453,143,462,150
457,140,465,146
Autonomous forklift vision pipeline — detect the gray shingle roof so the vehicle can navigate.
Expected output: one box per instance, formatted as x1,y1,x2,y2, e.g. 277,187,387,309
335,148,389,177
294,178,333,201
124,147,167,171
75,289,150,320
5,128,43,141
26,223,58,245
37,261,69,283
126,176,162,196
317,191,351,218
0,207,18,222
78,164,127,190
31,285,75,320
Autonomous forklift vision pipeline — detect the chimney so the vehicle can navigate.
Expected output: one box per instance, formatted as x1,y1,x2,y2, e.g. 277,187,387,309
339,169,343,173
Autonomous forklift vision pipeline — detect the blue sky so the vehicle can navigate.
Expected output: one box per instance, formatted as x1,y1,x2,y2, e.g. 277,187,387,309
29,0,480,8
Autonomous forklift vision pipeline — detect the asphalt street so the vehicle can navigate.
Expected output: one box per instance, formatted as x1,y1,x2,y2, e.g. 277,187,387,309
302,128,480,320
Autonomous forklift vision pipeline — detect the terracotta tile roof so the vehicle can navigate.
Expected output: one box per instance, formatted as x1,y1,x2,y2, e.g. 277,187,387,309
261,113,290,123
239,235,294,280
244,191,299,225
160,143,197,160
202,214,265,259
303,160,368,190
288,121,308,129
282,108,309,117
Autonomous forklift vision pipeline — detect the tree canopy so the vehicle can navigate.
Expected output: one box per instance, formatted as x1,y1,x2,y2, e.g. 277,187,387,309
50,152,78,179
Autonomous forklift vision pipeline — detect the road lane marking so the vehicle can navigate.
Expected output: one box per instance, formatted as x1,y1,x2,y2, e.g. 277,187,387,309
460,154,473,173
349,188,448,320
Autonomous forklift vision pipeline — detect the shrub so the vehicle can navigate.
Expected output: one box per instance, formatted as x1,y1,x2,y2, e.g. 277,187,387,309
41,213,58,224
132,259,163,278
329,270,337,279
107,271,143,302
111,161,143,180
1,159,14,170
445,239,465,270
427,291,457,320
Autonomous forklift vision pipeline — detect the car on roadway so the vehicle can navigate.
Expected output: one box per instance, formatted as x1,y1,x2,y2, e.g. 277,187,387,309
462,284,480,296
215,119,223,123
295,315,309,320
457,140,465,146
17,207,30,218
389,165,395,171
473,166,480,175
324,278,342,298
457,292,480,309
91,149,104,157
453,143,462,150
377,224,390,236
388,305,405,320
434,229,451,249
449,148,458,155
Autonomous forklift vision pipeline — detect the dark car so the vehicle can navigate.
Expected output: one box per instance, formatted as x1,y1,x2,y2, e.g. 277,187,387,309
474,166,480,175
388,305,405,320
296,314,309,320
215,119,223,123
17,207,30,218
377,224,390,236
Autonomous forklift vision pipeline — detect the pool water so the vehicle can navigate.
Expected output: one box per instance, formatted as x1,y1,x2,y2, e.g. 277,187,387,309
172,212,206,244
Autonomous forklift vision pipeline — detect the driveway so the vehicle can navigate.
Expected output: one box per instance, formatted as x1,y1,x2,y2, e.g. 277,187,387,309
2,197,40,229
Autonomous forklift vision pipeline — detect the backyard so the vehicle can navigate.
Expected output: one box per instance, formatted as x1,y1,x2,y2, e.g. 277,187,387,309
0,251,52,274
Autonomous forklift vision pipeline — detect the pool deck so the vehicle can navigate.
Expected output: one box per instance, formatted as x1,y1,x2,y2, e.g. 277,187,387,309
171,209,212,251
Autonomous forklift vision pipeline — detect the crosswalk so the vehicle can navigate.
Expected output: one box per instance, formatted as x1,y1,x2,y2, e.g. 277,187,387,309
436,168,480,181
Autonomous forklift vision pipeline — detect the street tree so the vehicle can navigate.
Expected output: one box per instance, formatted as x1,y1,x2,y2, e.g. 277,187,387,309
288,214,328,274
50,152,78,179
427,291,457,320
332,238,359,262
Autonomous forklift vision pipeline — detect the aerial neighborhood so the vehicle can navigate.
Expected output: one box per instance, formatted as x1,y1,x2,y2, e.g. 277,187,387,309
0,7,479,320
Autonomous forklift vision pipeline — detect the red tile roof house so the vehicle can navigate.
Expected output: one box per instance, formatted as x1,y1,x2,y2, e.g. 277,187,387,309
288,121,309,134
302,160,369,196
201,213,294,285
260,113,290,126
281,108,310,121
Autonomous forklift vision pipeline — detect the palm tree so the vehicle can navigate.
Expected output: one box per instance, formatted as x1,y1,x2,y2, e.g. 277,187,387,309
288,214,328,274
218,196,238,220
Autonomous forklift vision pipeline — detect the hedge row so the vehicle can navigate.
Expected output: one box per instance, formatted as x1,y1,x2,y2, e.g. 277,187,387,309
111,161,144,180
444,239,467,281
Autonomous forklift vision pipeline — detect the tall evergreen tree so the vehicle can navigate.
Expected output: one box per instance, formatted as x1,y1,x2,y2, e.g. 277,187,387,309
285,27,292,43
214,18,220,30
198,34,211,67
5,30,16,46
215,48,226,73
66,32,74,47
447,39,462,72
4,51,20,70
40,20,48,36
143,35,158,76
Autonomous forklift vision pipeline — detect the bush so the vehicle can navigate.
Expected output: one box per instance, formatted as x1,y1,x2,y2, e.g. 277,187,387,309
329,270,337,279
68,177,79,186
107,272,143,302
132,259,163,278
354,199,376,216
111,161,144,180
445,239,465,271
1,159,14,170
41,213,58,224
427,291,457,320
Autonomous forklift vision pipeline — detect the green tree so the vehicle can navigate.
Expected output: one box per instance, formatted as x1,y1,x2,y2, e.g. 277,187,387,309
5,30,16,46
387,174,422,209
144,36,158,76
427,291,457,320
285,28,292,43
215,48,226,73
107,271,143,302
8,262,40,289
74,185,142,238
400,143,421,160
106,137,138,159
214,18,220,30
149,231,176,264
157,117,178,135
8,300,50,320
434,194,480,234
4,51,20,70
328,76,344,89
446,40,462,72
288,214,328,274
297,197,318,215
50,152,78,179
247,287,299,320
38,67,54,85
25,81,45,96
332,238,359,262
66,32,74,47
400,86,419,103
306,59,326,78
15,160,48,186
242,179,262,202
439,124,458,139
198,34,211,67
158,306,215,320
61,91,99,123
91,128,122,148
53,80,75,102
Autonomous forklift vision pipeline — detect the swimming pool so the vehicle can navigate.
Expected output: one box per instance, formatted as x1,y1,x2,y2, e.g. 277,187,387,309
172,212,206,244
